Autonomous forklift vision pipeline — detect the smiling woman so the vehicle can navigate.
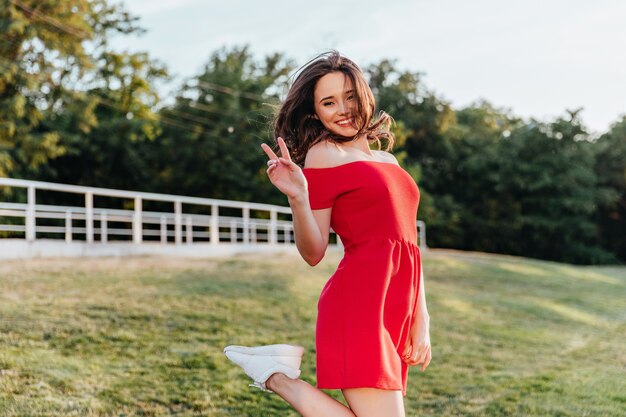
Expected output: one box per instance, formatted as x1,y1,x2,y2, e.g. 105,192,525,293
223,51,431,417
272,51,395,168
313,72,359,136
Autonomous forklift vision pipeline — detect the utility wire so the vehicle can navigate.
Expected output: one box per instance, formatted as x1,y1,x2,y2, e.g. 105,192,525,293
2,5,280,134
0,56,218,136
0,54,273,134
10,0,90,39
7,1,279,106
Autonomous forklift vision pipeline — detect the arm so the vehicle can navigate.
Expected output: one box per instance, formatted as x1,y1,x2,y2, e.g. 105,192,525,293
288,194,331,266
402,261,432,371
415,262,430,324
261,137,331,266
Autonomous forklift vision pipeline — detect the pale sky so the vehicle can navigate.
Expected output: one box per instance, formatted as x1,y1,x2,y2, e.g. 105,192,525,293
112,0,626,134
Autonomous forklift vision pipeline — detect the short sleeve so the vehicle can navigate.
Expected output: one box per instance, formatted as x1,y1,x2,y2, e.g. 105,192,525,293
303,169,342,210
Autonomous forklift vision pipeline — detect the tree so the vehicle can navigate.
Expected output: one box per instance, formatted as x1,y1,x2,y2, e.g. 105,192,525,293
40,51,167,192
594,116,626,262
147,46,293,205
366,59,459,247
494,111,616,264
0,0,148,182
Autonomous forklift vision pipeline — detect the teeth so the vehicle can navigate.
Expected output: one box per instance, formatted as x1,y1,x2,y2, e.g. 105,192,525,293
337,119,353,126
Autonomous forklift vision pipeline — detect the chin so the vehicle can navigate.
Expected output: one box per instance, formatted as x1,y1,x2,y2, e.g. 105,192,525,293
329,128,359,137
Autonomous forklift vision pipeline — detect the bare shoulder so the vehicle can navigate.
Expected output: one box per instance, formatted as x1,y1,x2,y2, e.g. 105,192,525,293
304,140,344,169
374,150,400,165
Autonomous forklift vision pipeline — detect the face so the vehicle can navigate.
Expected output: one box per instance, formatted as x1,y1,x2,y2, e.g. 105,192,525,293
313,71,358,137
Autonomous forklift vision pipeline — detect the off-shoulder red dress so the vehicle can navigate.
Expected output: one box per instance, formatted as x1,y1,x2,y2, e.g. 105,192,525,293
302,160,422,397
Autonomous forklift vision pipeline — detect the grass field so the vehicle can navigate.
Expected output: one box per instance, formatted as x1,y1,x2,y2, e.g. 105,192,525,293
0,249,624,416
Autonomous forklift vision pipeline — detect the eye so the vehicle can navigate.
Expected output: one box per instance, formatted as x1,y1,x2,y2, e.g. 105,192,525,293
347,94,355,101
323,101,333,107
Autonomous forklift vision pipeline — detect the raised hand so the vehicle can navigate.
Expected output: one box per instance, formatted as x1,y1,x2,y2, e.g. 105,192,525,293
260,137,307,200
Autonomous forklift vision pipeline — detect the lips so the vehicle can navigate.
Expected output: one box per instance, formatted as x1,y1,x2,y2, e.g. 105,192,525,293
336,117,354,127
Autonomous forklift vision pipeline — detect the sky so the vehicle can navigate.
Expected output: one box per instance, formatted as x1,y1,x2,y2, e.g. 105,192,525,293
111,0,626,134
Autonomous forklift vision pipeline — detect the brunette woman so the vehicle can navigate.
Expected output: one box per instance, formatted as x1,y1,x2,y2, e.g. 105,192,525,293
225,51,431,417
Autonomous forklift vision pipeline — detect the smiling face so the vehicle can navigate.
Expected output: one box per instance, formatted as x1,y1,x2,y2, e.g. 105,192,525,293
313,71,359,137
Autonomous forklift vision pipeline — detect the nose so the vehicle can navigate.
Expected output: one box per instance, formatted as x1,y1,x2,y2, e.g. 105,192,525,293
338,101,349,115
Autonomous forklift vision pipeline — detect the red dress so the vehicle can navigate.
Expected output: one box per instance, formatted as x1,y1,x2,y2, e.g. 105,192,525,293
302,160,422,397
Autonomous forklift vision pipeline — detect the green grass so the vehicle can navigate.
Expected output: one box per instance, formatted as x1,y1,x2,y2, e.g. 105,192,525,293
0,250,624,416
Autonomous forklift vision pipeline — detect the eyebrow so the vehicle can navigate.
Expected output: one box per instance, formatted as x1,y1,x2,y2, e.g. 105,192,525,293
318,89,355,103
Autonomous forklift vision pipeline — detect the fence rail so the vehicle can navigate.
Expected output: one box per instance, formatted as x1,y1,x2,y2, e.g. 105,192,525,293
0,178,426,257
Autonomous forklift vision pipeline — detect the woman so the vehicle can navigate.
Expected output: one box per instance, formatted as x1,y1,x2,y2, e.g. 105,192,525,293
224,51,431,417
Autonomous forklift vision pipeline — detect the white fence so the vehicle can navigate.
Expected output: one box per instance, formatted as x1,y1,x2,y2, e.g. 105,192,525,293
0,178,426,259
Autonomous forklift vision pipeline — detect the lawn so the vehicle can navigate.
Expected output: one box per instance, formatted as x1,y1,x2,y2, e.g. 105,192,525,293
0,249,624,416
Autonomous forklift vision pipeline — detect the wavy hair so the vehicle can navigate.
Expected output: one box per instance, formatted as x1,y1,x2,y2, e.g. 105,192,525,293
273,51,394,167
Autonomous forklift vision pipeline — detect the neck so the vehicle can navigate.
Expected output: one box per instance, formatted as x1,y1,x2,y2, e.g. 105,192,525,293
344,135,372,156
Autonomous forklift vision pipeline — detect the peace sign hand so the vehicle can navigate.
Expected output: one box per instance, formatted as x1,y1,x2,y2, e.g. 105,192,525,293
261,137,307,200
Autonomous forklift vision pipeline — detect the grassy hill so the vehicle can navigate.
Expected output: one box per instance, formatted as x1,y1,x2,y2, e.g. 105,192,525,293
0,250,624,416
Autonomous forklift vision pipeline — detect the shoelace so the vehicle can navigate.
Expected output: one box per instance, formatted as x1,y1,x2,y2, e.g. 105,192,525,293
249,382,273,393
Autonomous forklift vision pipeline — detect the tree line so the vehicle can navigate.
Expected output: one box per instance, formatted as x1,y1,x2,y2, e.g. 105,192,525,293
1,0,624,264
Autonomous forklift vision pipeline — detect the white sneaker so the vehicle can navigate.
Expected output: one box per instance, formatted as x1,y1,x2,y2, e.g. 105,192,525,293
223,344,305,392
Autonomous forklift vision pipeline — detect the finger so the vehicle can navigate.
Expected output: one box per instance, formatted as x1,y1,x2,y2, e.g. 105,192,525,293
407,354,420,366
278,157,297,170
266,163,278,174
408,347,424,366
261,143,279,160
415,348,427,367
415,345,430,365
421,350,432,371
277,137,292,161
401,343,412,361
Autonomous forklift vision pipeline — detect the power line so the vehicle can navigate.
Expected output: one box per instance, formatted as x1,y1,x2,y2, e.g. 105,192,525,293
10,0,90,39
0,54,275,134
1,6,280,132
193,80,276,103
0,56,216,136
6,3,283,111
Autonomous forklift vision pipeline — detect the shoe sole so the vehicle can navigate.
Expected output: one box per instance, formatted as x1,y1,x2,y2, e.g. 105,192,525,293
223,348,303,392
224,344,305,357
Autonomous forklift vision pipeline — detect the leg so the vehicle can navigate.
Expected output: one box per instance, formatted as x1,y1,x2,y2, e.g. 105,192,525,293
342,388,405,417
266,373,355,417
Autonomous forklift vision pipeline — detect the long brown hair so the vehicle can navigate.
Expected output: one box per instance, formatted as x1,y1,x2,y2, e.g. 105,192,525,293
273,51,394,167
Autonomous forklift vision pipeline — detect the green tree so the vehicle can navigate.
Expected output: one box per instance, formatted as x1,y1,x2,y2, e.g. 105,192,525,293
0,0,145,180
438,102,520,251
367,59,461,247
495,111,615,264
40,51,166,191
594,116,626,262
147,46,293,205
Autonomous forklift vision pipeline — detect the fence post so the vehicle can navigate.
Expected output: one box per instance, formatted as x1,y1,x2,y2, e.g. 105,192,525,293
285,223,292,244
174,199,182,245
85,191,94,243
186,216,193,244
417,220,427,251
133,197,142,244
160,215,167,244
65,210,72,243
210,204,219,245
101,211,108,243
230,219,237,243
242,206,250,244
25,186,36,242
269,210,277,244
